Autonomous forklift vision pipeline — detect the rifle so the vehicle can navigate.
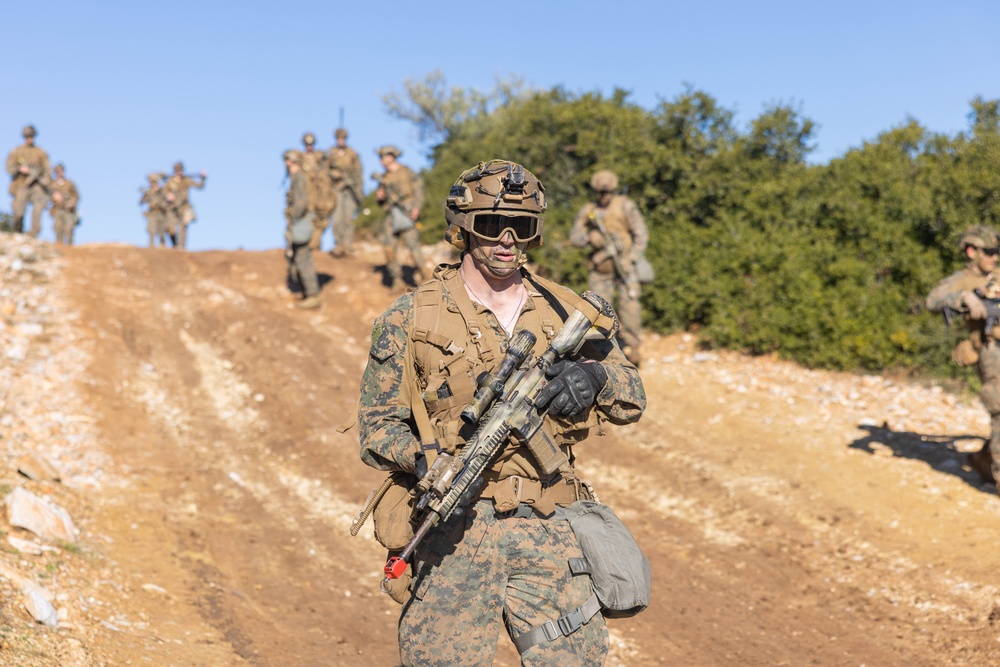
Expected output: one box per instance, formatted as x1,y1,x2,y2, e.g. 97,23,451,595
372,172,413,233
16,162,50,196
589,211,639,299
381,291,617,590
943,288,1000,335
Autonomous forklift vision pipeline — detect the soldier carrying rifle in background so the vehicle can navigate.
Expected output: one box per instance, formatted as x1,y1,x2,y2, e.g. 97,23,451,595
140,173,170,247
5,125,51,237
374,144,428,290
570,169,649,367
163,161,207,250
49,163,80,245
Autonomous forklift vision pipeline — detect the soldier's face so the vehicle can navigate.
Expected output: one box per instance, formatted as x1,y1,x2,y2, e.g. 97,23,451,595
468,230,527,279
976,247,999,273
596,191,612,206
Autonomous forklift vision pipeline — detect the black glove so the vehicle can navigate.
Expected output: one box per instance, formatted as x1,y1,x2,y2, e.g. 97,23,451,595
535,360,608,417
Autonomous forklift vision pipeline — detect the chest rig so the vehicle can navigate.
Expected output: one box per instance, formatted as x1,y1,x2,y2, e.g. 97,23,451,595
407,265,600,483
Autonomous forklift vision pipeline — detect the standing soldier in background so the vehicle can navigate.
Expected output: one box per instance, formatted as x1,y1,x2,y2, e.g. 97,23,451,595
49,164,80,245
5,125,51,237
283,150,321,310
163,161,206,249
374,145,427,290
926,225,1000,487
300,132,337,251
326,127,363,257
570,169,648,367
141,173,169,248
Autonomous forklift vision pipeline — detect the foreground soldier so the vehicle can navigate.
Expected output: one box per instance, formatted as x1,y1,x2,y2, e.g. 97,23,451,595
164,161,206,249
326,127,363,257
283,150,321,310
49,164,80,245
358,160,646,666
570,170,648,366
140,173,169,247
374,145,428,289
5,125,50,237
926,225,1000,485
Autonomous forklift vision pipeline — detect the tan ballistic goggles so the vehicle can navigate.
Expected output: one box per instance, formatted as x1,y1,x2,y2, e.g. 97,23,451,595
469,213,539,243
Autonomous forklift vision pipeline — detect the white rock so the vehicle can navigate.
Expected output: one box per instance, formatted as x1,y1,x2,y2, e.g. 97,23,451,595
7,535,43,555
24,590,58,626
4,486,78,543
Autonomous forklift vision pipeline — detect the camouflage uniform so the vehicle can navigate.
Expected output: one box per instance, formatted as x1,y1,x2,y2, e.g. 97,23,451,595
300,137,337,250
359,161,646,666
5,126,50,238
376,146,428,287
570,176,648,366
140,174,169,247
926,226,1000,485
164,167,206,249
284,158,320,301
326,129,363,256
48,167,80,245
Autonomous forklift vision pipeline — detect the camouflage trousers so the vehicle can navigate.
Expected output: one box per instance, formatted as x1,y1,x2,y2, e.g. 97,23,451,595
146,210,168,247
977,345,1000,487
331,188,358,253
12,185,48,237
382,221,427,287
588,270,642,350
53,209,77,245
286,242,319,297
399,500,607,667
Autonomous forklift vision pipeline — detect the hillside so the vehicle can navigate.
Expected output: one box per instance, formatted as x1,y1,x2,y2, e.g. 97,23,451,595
1,236,999,666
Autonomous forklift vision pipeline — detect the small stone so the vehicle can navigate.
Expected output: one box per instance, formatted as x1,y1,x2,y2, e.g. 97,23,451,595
24,590,58,627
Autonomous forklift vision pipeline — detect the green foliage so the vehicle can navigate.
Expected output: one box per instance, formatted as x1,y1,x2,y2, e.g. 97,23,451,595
391,77,1000,378
0,211,12,233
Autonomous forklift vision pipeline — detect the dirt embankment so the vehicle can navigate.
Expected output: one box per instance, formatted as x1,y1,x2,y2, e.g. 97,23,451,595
1,238,999,666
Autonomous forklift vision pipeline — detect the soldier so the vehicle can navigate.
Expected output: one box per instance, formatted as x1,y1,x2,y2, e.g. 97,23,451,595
569,170,649,367
140,173,169,248
5,125,51,237
926,225,1000,486
49,164,80,245
300,132,337,251
163,161,206,249
358,160,646,665
326,127,363,257
374,145,428,289
283,150,321,310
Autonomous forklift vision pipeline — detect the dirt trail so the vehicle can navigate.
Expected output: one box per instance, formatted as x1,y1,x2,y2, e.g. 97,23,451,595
3,242,1000,666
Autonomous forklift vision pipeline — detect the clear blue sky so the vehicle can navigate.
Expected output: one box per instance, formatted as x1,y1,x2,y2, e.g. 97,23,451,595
3,1,998,251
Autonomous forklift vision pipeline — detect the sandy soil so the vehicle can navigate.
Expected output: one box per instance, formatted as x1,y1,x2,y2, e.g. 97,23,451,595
2,240,1000,666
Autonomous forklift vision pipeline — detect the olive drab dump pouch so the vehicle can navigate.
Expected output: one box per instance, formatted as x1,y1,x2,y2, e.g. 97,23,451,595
560,500,651,618
289,212,314,245
390,206,414,234
633,253,655,284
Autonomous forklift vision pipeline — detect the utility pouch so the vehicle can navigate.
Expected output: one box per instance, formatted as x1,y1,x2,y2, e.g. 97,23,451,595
289,212,314,245
560,500,651,618
953,339,980,367
371,473,418,550
633,253,655,284
390,206,414,234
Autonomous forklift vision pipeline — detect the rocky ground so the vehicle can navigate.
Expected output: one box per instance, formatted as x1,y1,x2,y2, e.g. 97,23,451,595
1,234,999,666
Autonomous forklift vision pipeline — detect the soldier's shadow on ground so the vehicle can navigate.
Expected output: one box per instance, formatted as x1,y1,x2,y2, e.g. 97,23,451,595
285,272,334,295
848,422,995,492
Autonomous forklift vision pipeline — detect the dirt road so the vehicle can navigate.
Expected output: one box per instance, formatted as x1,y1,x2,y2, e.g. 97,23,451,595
3,242,1000,666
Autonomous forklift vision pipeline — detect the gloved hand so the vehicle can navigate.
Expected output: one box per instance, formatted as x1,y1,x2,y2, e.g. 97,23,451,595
535,360,608,417
961,290,988,320
588,229,606,249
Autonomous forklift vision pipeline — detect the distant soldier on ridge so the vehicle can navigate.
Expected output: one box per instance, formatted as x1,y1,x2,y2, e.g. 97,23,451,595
140,173,169,248
326,127,363,257
163,161,206,250
374,145,427,290
5,125,51,237
300,132,337,252
49,163,80,245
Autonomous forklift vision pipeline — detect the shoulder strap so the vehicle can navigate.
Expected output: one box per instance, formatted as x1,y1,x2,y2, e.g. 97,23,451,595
526,273,617,334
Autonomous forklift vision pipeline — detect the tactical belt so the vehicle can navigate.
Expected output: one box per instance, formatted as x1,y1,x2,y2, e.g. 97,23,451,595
512,592,601,654
481,474,581,515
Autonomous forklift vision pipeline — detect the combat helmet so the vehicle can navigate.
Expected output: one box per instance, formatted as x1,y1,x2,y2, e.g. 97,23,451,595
334,128,348,139
377,145,402,158
173,161,184,173
22,125,37,138
444,159,546,269
959,225,999,251
147,172,163,183
302,132,316,146
590,169,619,193
283,149,303,165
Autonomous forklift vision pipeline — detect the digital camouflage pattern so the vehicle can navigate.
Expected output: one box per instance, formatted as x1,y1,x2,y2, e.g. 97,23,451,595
141,178,169,247
49,172,80,245
285,169,319,298
570,194,649,358
326,142,363,255
926,263,1000,484
164,172,206,249
378,163,427,286
6,141,51,237
358,265,645,665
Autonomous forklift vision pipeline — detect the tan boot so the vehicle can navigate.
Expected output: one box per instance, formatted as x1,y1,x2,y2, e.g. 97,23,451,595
296,295,321,310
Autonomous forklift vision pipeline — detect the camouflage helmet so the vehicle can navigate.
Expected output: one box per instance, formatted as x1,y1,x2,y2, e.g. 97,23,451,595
444,160,546,252
590,169,619,193
302,132,316,146
54,163,65,173
377,145,402,158
173,161,184,173
283,149,303,165
22,125,37,138
334,128,348,139
959,225,999,251
147,172,163,182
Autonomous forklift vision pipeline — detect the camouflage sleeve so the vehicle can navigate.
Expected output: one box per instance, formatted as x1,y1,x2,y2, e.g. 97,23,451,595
625,198,648,255
577,337,646,425
410,170,424,213
358,294,422,473
926,271,972,312
5,150,15,178
67,182,80,210
290,173,309,220
569,205,592,247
